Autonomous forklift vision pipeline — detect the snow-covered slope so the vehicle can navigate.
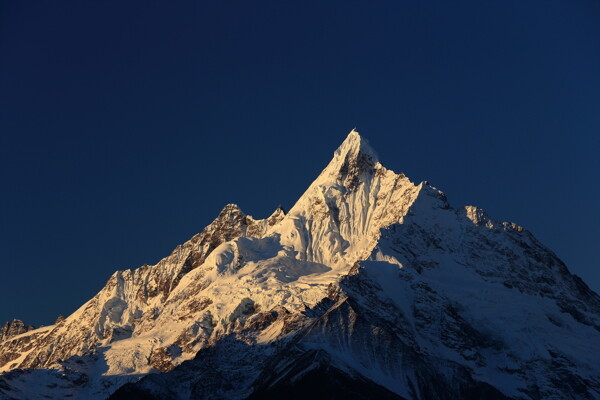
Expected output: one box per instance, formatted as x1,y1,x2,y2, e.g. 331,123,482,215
1,130,599,400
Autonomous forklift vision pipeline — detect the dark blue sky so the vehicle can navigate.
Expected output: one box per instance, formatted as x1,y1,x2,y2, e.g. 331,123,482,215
1,1,599,326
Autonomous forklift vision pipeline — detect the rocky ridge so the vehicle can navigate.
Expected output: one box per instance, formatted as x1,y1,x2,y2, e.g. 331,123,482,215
0,321,35,344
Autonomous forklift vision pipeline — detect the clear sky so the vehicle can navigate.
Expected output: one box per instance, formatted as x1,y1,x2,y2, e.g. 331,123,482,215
1,1,599,326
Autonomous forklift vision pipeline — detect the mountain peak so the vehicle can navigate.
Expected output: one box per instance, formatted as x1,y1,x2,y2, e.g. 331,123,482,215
217,203,245,218
335,129,378,162
310,130,379,190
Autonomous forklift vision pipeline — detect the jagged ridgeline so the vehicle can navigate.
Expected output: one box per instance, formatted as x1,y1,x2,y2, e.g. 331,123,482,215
0,321,35,344
1,130,599,400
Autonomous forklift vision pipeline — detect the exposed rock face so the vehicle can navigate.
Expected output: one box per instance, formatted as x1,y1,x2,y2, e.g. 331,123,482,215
1,130,599,400
0,320,36,371
0,320,35,344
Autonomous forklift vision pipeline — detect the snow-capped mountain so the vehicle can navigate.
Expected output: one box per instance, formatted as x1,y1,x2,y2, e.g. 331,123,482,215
1,130,599,399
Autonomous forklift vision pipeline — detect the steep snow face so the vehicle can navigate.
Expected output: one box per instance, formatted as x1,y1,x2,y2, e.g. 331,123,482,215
274,129,421,268
309,187,600,399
